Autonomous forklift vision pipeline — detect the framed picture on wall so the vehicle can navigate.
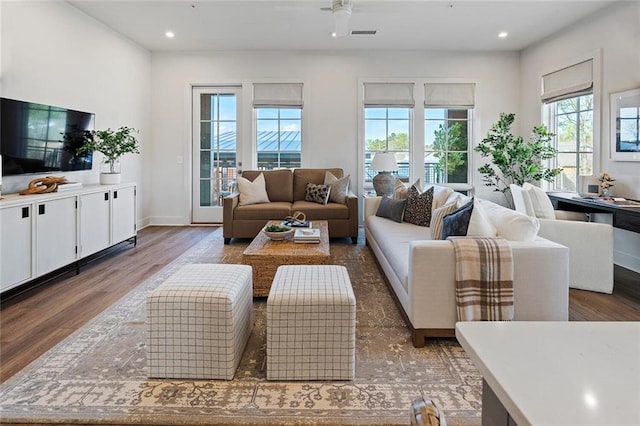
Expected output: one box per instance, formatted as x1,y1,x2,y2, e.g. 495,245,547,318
610,87,640,161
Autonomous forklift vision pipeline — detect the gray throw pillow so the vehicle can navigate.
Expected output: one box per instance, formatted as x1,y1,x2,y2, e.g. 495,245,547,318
305,183,330,205
324,171,350,204
375,197,406,223
403,185,434,227
442,199,474,239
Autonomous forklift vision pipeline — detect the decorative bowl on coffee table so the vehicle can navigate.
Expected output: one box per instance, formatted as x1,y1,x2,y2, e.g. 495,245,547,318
262,224,294,240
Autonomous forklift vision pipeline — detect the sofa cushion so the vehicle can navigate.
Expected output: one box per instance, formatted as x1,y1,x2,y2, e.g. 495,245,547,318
466,198,497,237
393,178,420,200
241,169,293,202
233,202,292,220
430,202,458,240
305,183,330,204
429,185,455,211
523,182,556,219
293,168,343,201
478,199,540,242
236,172,270,206
376,197,406,223
324,171,350,204
366,215,431,291
442,199,474,238
291,200,350,220
404,185,434,227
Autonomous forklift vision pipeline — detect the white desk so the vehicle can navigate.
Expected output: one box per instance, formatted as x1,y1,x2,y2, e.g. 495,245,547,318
456,322,640,426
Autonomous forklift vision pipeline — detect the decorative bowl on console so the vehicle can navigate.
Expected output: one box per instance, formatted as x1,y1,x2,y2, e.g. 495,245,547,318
262,224,294,240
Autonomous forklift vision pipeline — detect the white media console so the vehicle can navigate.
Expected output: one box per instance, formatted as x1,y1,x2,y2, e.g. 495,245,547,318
0,182,136,293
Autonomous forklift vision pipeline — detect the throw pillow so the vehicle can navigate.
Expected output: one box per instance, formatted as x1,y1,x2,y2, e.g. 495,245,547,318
430,201,459,239
442,199,474,239
523,182,556,219
403,185,434,227
236,172,270,206
477,198,540,241
305,183,330,205
466,198,498,237
430,185,455,211
375,197,406,223
324,171,350,204
393,178,421,200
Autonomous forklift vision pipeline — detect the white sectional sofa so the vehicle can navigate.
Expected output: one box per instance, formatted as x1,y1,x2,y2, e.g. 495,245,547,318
364,189,570,348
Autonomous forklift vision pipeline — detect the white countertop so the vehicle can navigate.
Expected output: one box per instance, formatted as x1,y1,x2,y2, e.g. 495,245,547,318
456,321,640,426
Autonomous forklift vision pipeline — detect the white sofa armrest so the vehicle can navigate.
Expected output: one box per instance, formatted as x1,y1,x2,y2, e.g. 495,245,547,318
364,196,382,219
406,238,569,331
538,218,614,293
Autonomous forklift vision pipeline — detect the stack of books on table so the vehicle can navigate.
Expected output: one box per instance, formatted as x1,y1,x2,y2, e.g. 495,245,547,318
294,228,320,243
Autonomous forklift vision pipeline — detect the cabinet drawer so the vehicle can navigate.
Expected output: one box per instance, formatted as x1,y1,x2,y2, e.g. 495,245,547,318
614,211,640,233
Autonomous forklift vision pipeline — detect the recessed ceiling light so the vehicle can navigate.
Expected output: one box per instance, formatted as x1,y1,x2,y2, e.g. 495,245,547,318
498,31,508,39
165,31,175,39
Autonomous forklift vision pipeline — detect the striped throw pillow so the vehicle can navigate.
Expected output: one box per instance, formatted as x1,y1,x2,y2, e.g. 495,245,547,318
430,201,459,239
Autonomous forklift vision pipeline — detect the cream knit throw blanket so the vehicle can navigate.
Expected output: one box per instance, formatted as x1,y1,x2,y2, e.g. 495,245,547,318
448,236,514,321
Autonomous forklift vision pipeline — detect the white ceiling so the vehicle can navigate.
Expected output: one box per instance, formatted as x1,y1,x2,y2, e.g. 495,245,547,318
68,0,617,52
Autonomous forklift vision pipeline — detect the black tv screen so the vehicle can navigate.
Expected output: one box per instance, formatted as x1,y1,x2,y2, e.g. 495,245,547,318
1,98,95,176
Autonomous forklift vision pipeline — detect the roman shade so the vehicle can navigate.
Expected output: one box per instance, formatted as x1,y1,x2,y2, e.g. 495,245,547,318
363,82,415,107
541,59,593,103
253,83,303,108
424,83,476,108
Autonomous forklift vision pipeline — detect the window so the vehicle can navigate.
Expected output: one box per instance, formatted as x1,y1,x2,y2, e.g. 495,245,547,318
363,82,415,187
364,107,411,183
253,83,303,170
424,109,470,184
542,59,595,192
550,95,594,192
423,83,474,185
255,108,301,169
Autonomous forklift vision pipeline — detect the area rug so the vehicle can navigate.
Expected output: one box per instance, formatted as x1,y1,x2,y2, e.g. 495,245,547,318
0,229,482,425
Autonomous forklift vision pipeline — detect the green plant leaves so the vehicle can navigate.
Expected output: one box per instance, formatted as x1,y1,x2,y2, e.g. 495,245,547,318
474,113,562,201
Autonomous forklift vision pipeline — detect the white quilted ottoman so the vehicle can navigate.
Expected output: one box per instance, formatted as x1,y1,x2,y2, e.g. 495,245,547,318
146,264,253,380
267,265,356,381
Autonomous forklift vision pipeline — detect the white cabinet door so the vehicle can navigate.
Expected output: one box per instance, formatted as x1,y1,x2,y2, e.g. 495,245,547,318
79,191,111,258
36,197,78,276
112,186,136,244
1,204,34,291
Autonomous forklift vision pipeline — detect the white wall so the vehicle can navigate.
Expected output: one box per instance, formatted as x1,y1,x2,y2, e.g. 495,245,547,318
150,50,521,224
520,1,640,272
0,1,152,227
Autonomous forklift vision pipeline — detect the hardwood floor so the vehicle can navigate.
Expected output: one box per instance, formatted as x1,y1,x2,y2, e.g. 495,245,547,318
1,225,639,383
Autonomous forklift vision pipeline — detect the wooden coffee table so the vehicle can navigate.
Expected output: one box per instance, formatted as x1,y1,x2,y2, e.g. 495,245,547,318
242,220,330,297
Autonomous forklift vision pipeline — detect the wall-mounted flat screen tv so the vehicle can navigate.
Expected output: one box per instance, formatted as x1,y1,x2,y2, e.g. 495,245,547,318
1,98,95,176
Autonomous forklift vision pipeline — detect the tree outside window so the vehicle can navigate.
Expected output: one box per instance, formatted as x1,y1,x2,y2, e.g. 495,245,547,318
425,109,469,184
364,108,411,184
552,95,593,191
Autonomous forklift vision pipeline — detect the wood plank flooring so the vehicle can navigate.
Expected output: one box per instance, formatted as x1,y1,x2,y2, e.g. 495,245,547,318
1,226,639,383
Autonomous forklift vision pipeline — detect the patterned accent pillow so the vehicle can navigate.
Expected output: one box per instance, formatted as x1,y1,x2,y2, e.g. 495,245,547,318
393,178,421,200
305,183,331,205
403,185,434,227
442,199,474,239
324,171,350,204
430,202,459,239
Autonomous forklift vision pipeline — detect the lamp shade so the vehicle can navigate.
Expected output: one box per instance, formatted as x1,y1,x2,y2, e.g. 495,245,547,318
371,152,399,172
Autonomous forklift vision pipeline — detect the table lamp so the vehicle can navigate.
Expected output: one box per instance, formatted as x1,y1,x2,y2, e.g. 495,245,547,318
370,152,398,197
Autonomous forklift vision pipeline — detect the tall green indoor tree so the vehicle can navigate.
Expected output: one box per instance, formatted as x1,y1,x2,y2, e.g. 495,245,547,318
475,113,562,207
433,122,466,182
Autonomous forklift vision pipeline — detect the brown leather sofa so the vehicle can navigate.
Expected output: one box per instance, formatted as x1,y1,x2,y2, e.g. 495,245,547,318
223,168,358,244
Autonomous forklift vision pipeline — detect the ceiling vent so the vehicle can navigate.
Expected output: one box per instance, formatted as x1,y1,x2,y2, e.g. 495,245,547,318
351,30,377,36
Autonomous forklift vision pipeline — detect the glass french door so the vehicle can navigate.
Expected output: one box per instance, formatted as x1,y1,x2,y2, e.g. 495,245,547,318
192,87,241,223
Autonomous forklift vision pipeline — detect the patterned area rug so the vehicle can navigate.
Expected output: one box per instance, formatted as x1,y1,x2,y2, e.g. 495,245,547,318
0,229,482,425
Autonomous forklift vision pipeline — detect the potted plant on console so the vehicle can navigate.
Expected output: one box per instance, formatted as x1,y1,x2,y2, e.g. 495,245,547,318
78,126,140,185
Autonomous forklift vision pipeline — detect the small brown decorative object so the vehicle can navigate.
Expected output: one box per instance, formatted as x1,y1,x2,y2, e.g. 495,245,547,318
19,176,68,195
